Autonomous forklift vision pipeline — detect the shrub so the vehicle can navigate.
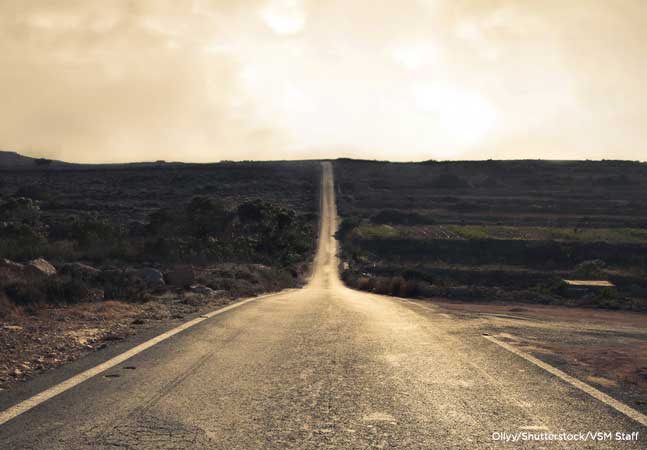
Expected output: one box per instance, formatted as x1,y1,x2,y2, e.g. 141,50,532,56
0,292,20,319
0,197,42,224
0,222,47,259
357,277,373,291
336,216,361,241
43,277,90,305
186,196,231,237
374,277,392,295
573,260,606,279
3,280,46,306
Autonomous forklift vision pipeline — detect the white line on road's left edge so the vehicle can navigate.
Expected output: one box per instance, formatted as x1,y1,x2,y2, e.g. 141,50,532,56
0,290,292,427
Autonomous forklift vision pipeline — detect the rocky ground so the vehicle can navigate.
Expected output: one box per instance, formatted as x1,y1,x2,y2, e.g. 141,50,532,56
0,287,255,391
0,254,305,392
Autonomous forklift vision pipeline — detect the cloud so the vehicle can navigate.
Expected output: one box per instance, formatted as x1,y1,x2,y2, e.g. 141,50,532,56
0,0,282,162
259,0,307,35
0,0,646,162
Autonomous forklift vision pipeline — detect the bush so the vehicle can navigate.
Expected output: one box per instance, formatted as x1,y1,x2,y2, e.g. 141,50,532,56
186,196,232,237
43,277,90,305
2,276,91,308
0,197,42,224
3,280,46,306
0,292,20,319
357,277,372,291
572,260,606,279
0,222,47,259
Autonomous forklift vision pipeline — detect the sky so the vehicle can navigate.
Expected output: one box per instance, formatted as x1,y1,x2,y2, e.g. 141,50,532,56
0,0,646,163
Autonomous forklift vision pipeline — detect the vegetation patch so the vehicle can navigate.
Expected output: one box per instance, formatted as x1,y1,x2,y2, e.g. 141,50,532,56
334,159,647,310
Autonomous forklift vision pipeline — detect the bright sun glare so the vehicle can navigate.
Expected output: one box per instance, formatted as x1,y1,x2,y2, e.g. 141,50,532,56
413,84,498,148
259,0,306,35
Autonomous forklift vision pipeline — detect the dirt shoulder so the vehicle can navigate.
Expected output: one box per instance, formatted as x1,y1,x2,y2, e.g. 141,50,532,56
0,289,259,392
431,300,647,414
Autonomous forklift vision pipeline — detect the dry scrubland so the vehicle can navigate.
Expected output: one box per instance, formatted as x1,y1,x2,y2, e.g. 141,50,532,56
335,159,647,408
335,159,647,310
0,157,320,388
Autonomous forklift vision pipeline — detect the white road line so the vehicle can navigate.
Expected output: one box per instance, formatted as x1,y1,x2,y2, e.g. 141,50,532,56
484,335,647,427
399,300,443,315
0,290,292,427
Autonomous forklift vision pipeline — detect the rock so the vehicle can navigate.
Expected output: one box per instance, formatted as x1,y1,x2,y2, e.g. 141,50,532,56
0,258,24,274
189,284,218,296
99,268,127,285
132,268,165,285
164,266,195,287
60,262,100,279
25,258,56,277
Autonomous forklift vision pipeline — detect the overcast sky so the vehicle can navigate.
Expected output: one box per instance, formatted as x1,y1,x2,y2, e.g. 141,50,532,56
1,0,645,163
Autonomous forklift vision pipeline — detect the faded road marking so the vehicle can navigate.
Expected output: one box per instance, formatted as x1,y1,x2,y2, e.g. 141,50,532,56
363,412,397,423
484,335,647,427
0,289,292,427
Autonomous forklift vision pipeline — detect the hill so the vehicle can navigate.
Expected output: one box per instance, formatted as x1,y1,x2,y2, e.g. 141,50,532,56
0,151,73,169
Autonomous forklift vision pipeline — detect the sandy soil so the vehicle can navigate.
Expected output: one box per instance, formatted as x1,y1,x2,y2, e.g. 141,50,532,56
0,292,235,391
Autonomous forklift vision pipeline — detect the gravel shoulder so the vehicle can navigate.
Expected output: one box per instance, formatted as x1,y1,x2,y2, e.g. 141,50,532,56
0,290,255,392
430,300,647,415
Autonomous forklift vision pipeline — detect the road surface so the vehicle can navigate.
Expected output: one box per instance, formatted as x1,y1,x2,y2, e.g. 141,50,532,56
0,162,645,449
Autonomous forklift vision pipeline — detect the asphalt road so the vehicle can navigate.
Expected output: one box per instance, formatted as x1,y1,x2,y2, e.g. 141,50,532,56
0,162,645,449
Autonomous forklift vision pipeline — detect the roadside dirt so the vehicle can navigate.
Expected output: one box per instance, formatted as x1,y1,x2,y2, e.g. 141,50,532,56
434,300,647,330
431,300,647,412
0,292,236,391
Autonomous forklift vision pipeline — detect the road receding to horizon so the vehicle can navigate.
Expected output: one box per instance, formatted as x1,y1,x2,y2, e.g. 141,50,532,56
0,162,645,449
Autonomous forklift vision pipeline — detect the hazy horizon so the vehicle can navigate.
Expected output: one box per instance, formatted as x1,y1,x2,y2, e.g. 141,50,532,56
3,148,647,165
2,1,646,163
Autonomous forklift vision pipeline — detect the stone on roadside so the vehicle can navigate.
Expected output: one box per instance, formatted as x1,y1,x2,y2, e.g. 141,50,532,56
189,284,220,296
132,268,165,285
25,258,56,277
60,262,100,279
0,258,24,274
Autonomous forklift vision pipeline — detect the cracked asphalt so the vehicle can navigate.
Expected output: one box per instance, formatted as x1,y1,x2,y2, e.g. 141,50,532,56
0,162,645,449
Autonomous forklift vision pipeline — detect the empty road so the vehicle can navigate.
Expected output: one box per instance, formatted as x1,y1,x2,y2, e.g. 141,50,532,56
0,162,645,449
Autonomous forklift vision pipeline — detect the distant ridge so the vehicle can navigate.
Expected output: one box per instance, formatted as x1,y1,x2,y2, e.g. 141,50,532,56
0,151,74,169
0,151,182,170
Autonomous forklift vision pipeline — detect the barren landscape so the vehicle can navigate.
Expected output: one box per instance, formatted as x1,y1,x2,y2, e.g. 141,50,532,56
334,158,647,413
0,160,644,449
0,152,320,389
2,1,647,446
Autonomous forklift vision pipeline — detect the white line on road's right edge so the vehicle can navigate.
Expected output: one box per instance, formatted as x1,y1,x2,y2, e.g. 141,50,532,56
0,289,293,427
484,335,647,427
